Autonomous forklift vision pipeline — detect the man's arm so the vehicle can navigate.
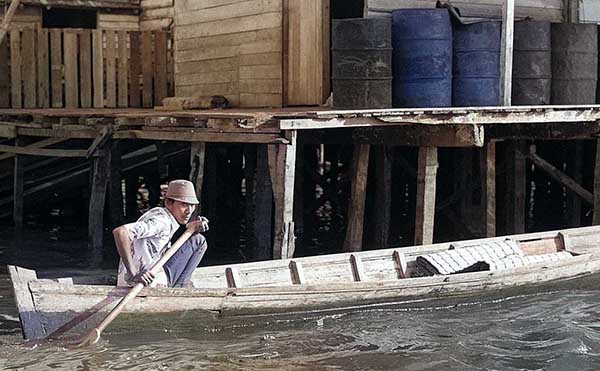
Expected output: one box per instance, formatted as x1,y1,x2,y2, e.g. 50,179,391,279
113,226,156,286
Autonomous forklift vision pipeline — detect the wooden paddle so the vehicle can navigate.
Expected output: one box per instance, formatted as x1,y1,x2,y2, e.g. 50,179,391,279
74,224,197,347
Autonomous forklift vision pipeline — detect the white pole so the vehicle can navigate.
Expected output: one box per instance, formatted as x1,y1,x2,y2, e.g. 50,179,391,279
500,0,515,106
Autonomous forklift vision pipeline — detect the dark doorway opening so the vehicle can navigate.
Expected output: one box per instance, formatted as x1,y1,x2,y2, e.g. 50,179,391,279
332,0,364,19
42,8,97,29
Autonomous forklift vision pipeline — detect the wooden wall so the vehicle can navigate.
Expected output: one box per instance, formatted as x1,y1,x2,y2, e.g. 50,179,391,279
0,6,41,29
0,28,173,109
366,0,564,21
174,0,330,108
97,13,140,30
141,0,174,30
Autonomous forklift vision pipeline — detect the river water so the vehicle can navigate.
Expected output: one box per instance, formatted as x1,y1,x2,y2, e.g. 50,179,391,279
2,231,600,369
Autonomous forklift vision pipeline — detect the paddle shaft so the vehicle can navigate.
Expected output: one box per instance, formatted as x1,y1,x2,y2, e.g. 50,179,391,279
91,226,196,338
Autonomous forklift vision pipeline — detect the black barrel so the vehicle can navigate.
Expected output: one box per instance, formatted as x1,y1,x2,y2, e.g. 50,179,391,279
391,8,452,108
551,23,598,104
332,18,393,108
453,21,502,107
512,21,552,105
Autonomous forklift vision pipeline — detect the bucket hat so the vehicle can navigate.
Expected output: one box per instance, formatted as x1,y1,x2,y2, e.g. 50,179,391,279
165,180,199,205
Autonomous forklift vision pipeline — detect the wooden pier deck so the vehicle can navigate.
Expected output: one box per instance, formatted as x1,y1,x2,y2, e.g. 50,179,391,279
2,104,600,263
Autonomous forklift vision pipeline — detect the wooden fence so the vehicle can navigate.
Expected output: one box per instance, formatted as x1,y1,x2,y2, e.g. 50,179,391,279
0,28,173,109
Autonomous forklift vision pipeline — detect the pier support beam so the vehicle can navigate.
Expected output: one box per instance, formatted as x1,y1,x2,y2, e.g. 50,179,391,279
415,146,438,245
13,136,24,241
189,142,206,209
365,145,391,251
343,144,370,252
268,130,297,259
480,141,496,237
88,140,111,267
594,139,600,225
254,145,273,260
505,140,527,234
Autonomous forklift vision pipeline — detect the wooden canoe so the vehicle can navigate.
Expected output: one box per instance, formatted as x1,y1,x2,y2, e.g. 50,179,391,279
9,225,600,341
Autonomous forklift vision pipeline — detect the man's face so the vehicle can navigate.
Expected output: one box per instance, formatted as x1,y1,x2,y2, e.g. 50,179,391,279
166,199,196,224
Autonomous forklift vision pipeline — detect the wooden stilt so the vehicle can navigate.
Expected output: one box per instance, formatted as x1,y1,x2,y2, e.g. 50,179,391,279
268,131,297,259
88,140,111,267
414,146,438,245
243,144,257,259
13,136,24,241
505,140,527,234
108,140,123,228
593,139,600,225
255,144,273,260
568,141,583,227
343,144,370,252
365,145,391,250
293,134,304,253
189,142,206,209
480,141,496,237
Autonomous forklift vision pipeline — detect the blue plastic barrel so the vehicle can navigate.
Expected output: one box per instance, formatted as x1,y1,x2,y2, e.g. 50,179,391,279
392,9,452,108
453,21,501,107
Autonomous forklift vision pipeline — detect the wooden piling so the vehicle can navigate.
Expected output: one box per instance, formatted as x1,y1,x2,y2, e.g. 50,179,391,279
415,146,438,245
108,141,123,228
505,140,526,234
343,144,370,252
254,145,273,260
365,145,391,251
480,141,497,237
88,140,111,267
13,137,24,241
189,142,206,208
568,141,583,227
594,139,600,225
269,131,297,259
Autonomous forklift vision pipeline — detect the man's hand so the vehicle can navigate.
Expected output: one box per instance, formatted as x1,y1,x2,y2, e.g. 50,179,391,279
187,216,209,233
133,270,155,286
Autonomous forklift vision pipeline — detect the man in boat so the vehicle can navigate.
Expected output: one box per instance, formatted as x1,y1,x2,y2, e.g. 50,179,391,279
113,179,209,288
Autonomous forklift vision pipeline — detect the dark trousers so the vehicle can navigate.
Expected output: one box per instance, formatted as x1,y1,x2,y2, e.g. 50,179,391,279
164,233,207,288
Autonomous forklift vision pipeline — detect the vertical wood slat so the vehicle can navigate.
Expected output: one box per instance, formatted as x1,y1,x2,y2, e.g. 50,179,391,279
63,31,78,108
92,30,104,108
154,30,168,106
128,31,141,108
79,30,92,108
50,29,63,108
343,144,370,252
141,31,153,108
105,30,117,108
21,29,36,108
480,141,496,237
0,35,10,108
10,30,21,108
117,31,129,108
36,28,49,108
415,147,439,245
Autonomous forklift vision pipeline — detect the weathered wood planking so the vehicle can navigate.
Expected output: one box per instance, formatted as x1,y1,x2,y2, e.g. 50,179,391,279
284,0,329,106
97,13,140,30
174,0,284,107
36,28,49,108
105,30,117,108
10,30,21,108
79,30,92,108
128,31,142,107
63,31,78,108
365,0,563,21
0,35,10,107
141,31,154,108
50,29,62,108
92,30,104,108
154,30,168,106
118,30,129,107
21,29,36,108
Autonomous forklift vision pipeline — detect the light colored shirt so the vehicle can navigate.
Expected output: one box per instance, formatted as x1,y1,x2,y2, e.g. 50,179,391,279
116,207,180,287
